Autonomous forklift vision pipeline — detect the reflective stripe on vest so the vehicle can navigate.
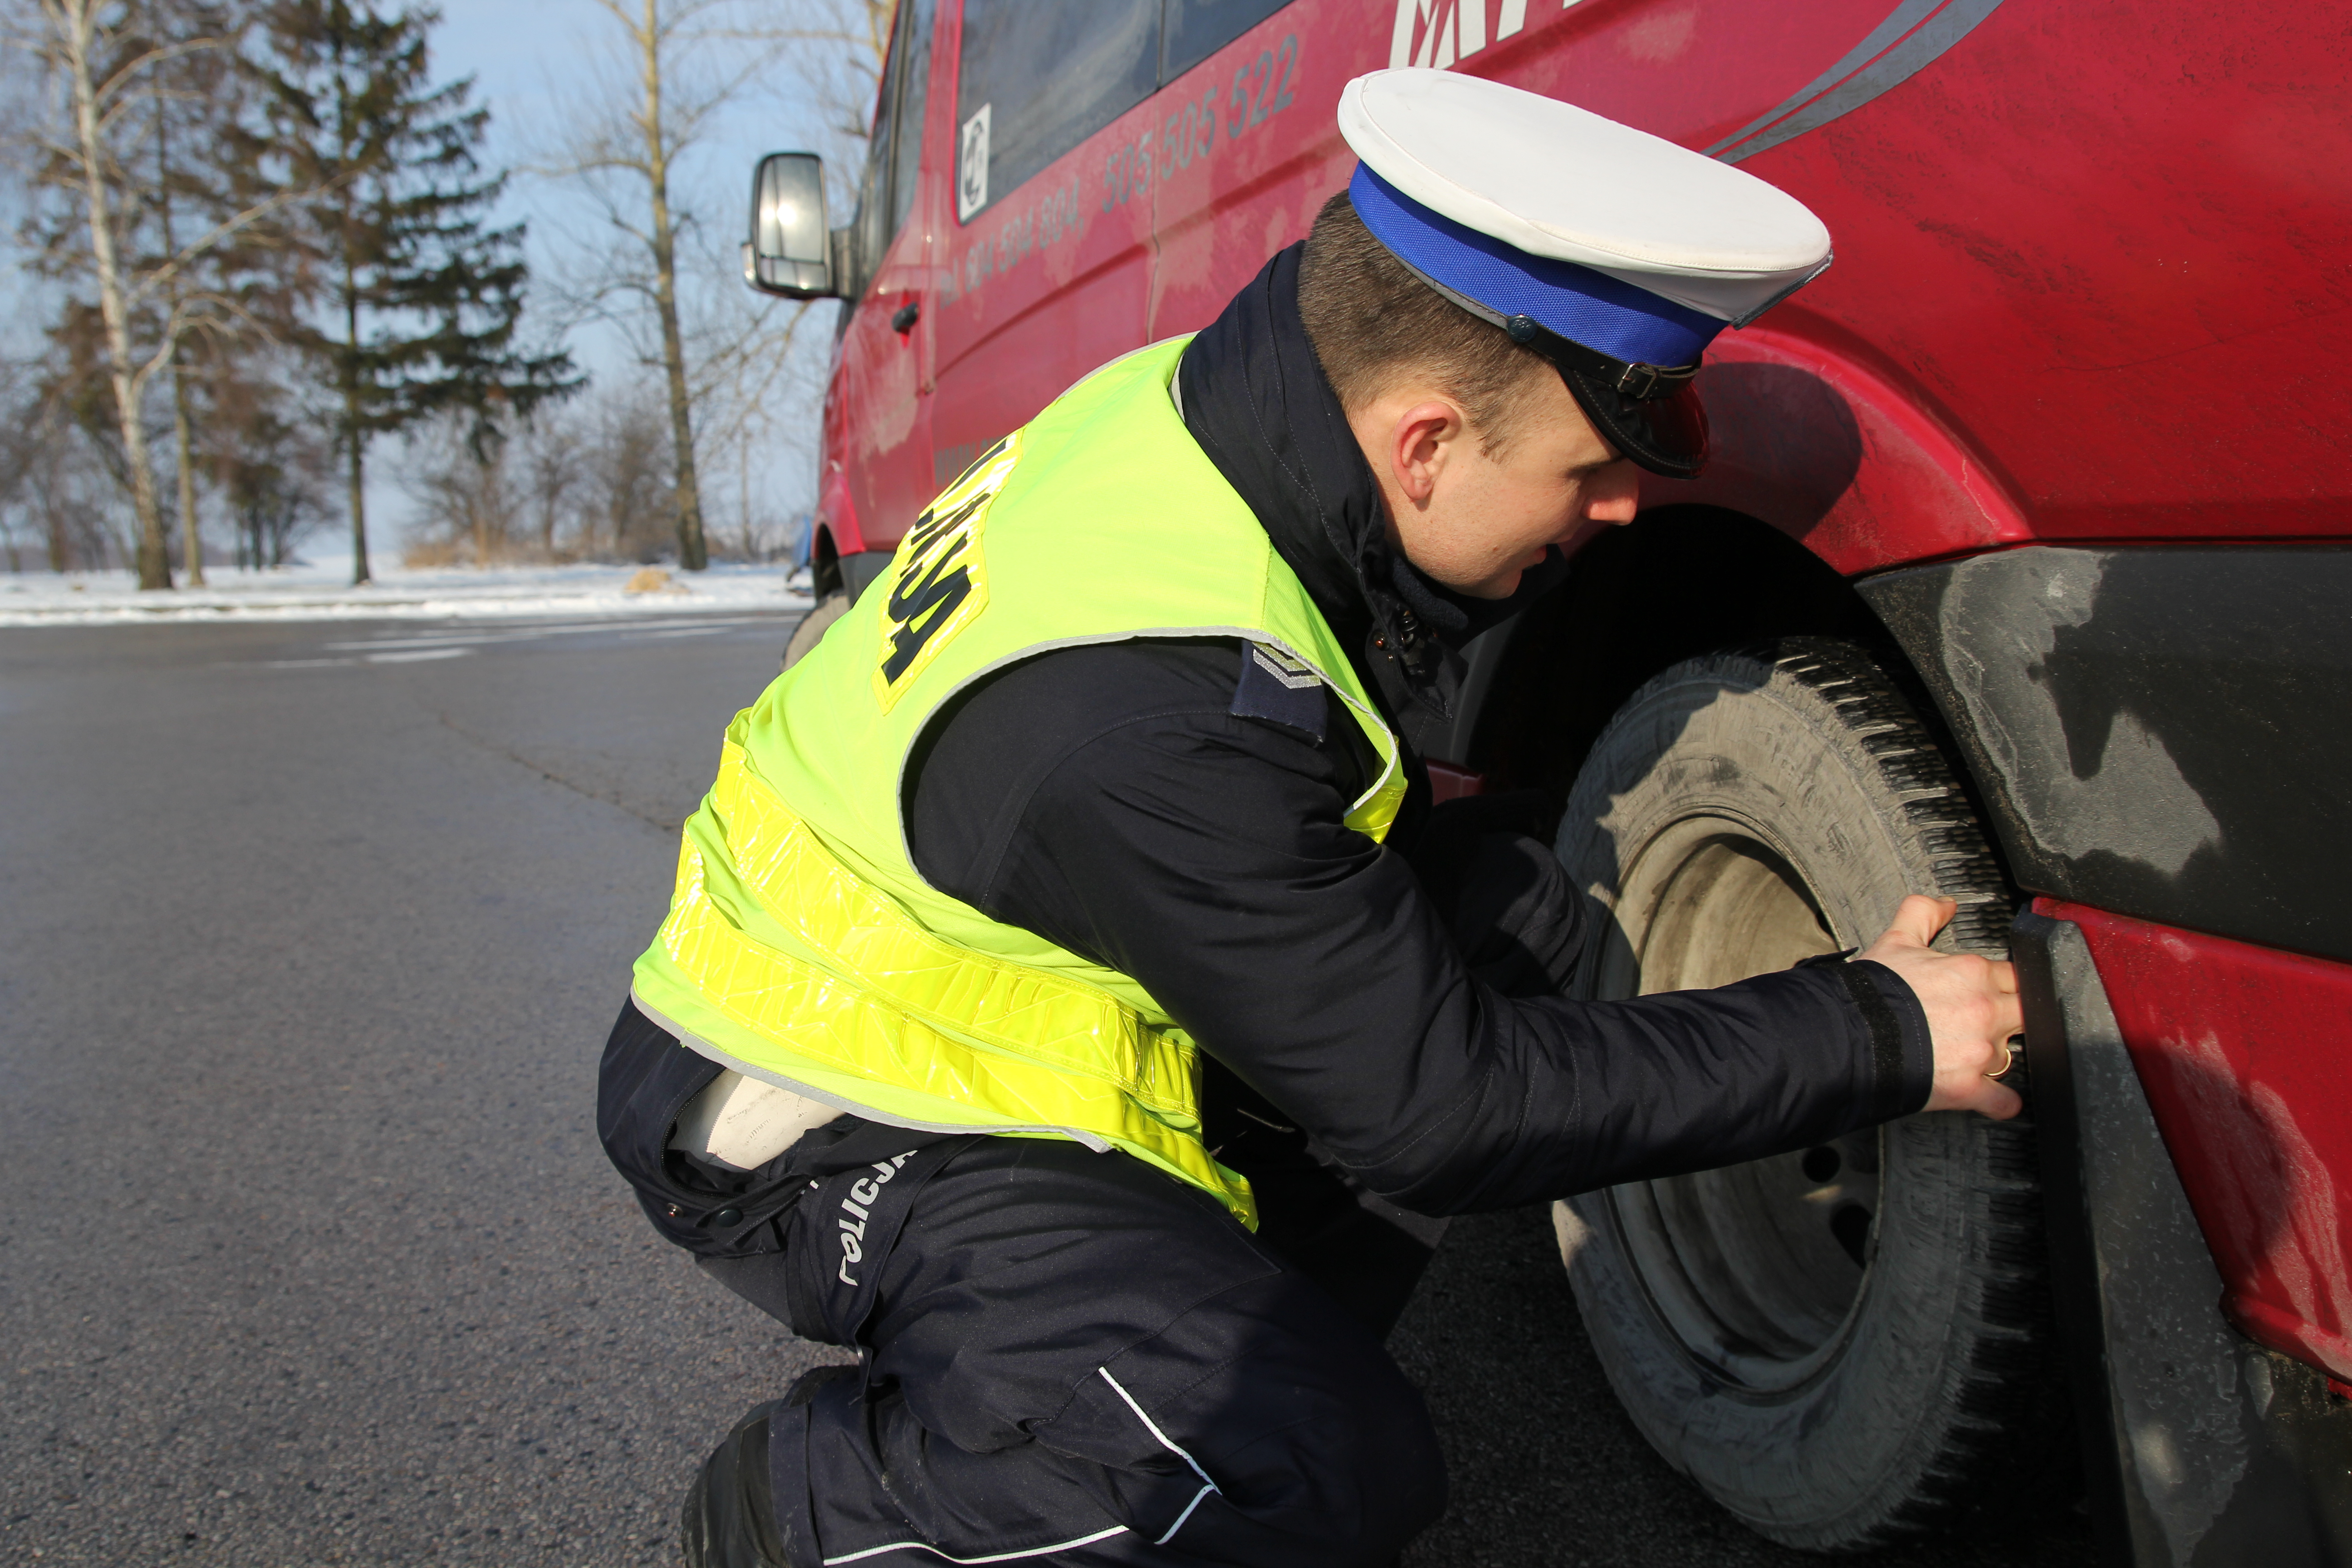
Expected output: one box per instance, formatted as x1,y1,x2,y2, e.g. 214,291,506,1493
641,737,1249,1220
633,337,1401,1228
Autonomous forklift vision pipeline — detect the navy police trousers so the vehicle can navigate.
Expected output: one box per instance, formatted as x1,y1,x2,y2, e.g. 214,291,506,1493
598,1002,1448,1568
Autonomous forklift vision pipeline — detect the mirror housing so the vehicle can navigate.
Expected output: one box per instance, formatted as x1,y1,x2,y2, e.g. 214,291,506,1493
745,152,843,299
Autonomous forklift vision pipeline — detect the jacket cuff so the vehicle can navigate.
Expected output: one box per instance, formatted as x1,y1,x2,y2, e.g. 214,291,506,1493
1843,959,1936,1117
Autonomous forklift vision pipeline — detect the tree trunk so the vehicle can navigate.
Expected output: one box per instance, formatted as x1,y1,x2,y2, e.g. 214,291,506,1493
172,366,204,585
655,270,706,570
473,458,494,564
348,426,370,584
158,87,202,585
739,436,754,559
60,1,171,589
639,0,707,571
343,269,372,585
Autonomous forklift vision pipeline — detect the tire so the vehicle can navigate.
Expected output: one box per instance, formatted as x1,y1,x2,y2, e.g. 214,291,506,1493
782,591,849,670
1551,638,2060,1552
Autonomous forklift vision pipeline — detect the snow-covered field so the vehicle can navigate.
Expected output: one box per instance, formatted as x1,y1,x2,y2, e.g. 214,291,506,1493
0,557,812,627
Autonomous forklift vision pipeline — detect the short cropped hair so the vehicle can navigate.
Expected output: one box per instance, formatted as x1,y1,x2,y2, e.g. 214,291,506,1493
1297,189,1553,456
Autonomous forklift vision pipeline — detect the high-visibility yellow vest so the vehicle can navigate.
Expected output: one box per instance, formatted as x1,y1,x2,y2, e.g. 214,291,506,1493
630,337,1404,1226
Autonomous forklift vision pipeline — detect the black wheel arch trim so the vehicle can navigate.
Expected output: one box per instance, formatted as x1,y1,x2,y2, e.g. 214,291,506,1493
1860,546,2352,965
839,548,892,605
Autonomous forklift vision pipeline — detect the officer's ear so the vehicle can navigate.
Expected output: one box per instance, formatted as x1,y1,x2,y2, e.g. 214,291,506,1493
1382,397,1470,507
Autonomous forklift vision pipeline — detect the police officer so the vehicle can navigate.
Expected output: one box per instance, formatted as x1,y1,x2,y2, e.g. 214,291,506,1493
598,71,2024,1568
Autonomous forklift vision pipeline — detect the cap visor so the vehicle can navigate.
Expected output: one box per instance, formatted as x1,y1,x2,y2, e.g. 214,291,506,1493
1558,363,1710,480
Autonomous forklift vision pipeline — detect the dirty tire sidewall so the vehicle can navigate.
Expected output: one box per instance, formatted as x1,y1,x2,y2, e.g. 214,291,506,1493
1553,639,2055,1552
783,591,849,671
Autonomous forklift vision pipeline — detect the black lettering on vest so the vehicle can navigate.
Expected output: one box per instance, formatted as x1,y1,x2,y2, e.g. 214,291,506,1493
881,539,973,683
879,468,1001,691
902,492,986,565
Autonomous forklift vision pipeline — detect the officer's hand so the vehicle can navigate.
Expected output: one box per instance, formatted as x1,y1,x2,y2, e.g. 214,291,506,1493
1857,895,2024,1120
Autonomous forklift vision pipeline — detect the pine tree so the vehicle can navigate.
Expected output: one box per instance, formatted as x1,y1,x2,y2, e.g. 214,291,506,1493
248,0,572,585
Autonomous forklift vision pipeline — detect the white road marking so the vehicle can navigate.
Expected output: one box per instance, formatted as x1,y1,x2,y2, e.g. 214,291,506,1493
323,614,778,653
323,624,608,651
260,612,781,668
364,647,473,663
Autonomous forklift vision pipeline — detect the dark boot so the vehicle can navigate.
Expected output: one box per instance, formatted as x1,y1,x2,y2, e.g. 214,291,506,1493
681,1366,858,1567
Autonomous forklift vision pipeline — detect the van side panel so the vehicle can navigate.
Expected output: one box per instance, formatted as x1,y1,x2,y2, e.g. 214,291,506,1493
1143,1,1909,356
833,244,936,557
1391,0,2352,554
1145,5,1363,345
928,4,1156,513
813,461,865,559
873,1,2352,566
1720,0,2352,547
830,9,944,566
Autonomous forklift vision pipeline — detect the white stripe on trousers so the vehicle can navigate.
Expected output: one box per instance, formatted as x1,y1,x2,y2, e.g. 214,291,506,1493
813,1365,1225,1563
821,1524,1130,1565
1097,1366,1222,1547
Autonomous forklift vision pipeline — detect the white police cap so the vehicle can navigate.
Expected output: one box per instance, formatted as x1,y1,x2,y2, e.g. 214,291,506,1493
1335,70,1833,476
1338,69,1833,332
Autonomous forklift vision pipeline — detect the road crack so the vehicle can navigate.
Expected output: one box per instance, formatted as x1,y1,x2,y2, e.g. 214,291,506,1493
430,709,681,835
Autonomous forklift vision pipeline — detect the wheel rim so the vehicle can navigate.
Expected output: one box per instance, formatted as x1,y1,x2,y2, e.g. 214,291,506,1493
1596,815,1883,1393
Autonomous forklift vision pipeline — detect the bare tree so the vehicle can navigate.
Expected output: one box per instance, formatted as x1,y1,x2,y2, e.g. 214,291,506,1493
5,378,132,572
203,349,336,569
398,412,514,565
157,105,205,582
146,5,250,586
519,406,583,559
12,0,310,588
586,382,674,561
540,0,836,572
0,359,45,572
782,0,888,151
400,382,690,566
694,279,828,559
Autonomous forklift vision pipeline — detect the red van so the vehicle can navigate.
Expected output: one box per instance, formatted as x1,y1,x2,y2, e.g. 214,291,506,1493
742,1,2352,1558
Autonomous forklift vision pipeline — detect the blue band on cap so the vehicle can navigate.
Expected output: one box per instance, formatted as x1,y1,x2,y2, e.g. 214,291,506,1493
1349,165,1723,368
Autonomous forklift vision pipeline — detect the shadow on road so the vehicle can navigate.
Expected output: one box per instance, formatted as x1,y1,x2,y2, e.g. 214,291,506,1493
1391,1207,2100,1568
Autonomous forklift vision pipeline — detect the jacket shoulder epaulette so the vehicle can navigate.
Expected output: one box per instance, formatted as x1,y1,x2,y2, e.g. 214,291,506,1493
1230,642,1327,741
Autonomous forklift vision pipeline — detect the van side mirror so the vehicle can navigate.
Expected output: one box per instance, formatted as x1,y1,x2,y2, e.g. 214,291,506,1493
744,152,843,299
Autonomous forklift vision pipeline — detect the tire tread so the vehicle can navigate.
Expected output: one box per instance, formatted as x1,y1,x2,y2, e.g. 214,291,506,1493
1557,637,2069,1552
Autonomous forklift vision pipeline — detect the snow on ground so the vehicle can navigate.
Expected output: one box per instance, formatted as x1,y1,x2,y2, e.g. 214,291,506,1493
0,556,812,627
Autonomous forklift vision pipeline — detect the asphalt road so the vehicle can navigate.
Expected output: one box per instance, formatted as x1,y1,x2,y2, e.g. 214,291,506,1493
0,610,2101,1567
